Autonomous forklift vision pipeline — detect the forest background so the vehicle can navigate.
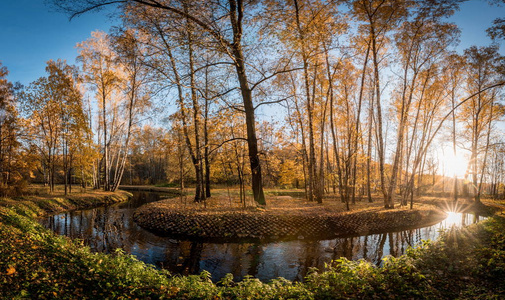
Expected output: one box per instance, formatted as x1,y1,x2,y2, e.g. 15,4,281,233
1,0,505,210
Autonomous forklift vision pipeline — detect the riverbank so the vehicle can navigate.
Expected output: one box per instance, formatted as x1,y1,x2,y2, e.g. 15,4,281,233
119,185,180,194
0,186,131,218
1,193,505,298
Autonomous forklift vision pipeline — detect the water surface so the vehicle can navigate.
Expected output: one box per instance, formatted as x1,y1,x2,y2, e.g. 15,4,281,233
41,192,485,282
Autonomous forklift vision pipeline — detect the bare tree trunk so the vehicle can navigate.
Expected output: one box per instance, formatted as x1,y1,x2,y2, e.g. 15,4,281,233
293,0,319,203
476,96,495,203
370,23,388,208
318,80,328,203
102,88,110,191
366,87,375,203
451,80,459,203
186,11,205,202
229,0,265,206
351,41,371,206
289,75,310,200
63,137,68,195
204,59,211,198
110,77,136,192
328,65,348,209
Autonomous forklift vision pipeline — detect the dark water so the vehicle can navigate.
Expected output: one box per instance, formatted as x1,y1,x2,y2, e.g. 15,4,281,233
40,192,485,282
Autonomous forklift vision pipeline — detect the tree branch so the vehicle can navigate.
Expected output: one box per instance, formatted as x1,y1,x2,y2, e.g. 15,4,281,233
254,96,293,110
131,0,232,48
66,1,126,20
250,67,303,91
422,81,505,162
208,137,248,155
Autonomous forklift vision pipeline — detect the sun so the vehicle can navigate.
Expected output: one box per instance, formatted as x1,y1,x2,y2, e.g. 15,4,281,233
442,211,461,228
442,152,468,178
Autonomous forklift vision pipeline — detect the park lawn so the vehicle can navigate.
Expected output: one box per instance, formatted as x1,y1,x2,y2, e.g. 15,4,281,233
140,186,450,214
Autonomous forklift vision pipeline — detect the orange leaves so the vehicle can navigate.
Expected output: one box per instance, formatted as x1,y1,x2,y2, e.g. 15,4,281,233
6,266,16,276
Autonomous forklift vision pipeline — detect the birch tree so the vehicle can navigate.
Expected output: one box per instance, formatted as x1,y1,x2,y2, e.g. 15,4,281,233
77,31,123,191
109,28,151,191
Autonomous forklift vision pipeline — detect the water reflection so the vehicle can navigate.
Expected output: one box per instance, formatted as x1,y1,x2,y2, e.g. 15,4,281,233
40,193,486,282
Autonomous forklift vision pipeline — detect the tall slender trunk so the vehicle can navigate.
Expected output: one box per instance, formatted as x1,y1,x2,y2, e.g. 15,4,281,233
471,91,482,202
186,12,205,202
476,95,495,203
351,41,371,205
204,59,211,198
229,0,265,205
63,136,68,195
102,85,110,191
290,86,309,200
111,71,136,192
293,0,318,202
68,154,73,193
318,80,328,203
326,55,347,209
366,86,375,203
451,80,459,202
370,22,388,207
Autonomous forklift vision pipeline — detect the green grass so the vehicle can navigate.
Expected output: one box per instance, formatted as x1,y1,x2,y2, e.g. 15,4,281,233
1,194,505,299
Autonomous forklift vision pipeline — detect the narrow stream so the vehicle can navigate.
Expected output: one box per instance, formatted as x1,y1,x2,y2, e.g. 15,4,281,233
40,191,485,282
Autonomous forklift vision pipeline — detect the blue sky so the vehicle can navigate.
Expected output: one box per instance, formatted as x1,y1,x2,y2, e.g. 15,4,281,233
0,0,117,85
449,0,505,51
0,0,504,86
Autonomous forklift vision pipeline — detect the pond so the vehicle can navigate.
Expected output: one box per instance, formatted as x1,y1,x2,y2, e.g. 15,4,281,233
40,191,486,282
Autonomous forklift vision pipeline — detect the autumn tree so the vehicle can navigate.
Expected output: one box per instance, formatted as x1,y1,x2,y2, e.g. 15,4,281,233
210,108,250,206
389,0,460,207
109,28,151,191
487,0,505,41
487,140,505,199
51,62,89,195
460,45,505,203
0,63,23,194
54,0,312,206
121,5,212,201
48,0,505,207
330,58,361,209
22,60,88,194
78,31,122,191
78,30,150,192
127,125,169,184
441,53,466,202
267,0,344,203
350,0,409,208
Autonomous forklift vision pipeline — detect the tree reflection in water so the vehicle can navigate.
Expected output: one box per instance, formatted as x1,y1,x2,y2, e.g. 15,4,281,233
41,192,486,282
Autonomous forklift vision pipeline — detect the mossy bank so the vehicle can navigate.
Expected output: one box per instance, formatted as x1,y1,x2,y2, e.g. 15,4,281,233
0,189,131,219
